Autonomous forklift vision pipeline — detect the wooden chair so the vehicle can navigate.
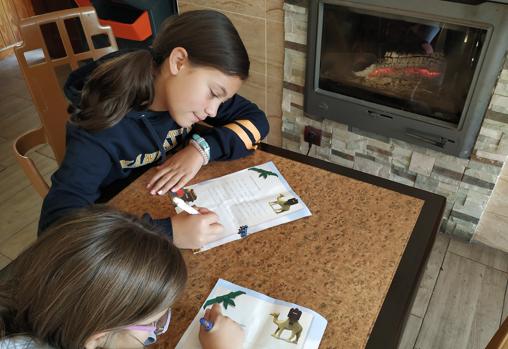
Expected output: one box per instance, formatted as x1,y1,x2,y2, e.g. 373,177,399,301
13,7,117,197
486,317,508,349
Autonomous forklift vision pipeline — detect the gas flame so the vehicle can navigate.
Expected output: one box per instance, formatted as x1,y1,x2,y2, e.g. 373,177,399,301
368,67,441,78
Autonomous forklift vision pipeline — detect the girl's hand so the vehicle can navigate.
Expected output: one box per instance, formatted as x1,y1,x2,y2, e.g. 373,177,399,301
199,304,245,349
171,208,224,249
147,145,204,195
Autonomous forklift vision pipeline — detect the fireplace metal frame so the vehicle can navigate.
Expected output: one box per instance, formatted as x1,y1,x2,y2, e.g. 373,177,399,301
304,0,508,157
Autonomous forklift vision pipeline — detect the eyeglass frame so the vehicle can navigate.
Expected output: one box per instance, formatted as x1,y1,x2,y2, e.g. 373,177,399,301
125,308,172,335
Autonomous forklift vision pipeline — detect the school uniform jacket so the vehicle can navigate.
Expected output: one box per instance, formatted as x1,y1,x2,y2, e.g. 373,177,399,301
38,50,269,235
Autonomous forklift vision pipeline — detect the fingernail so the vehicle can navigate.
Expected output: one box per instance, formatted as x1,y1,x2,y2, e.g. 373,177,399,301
158,190,164,195
150,191,155,195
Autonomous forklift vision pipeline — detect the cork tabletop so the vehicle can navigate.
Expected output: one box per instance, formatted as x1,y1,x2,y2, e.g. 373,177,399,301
110,144,444,349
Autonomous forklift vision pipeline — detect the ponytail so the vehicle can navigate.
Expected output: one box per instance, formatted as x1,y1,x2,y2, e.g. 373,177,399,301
71,50,155,131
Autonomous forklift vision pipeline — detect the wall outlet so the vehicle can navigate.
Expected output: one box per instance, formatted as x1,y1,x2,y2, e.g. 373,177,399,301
304,125,322,146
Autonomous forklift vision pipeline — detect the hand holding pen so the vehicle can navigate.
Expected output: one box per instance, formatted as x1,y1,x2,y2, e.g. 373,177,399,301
170,195,224,250
199,317,214,331
199,304,245,349
172,196,200,215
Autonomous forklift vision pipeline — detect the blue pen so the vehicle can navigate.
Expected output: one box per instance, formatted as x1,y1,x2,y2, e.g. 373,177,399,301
199,317,214,331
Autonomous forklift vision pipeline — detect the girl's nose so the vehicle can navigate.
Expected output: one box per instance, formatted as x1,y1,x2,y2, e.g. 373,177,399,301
204,99,221,118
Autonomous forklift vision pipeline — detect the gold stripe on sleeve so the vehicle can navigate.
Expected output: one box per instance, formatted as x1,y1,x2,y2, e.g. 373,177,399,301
235,119,261,143
224,123,257,150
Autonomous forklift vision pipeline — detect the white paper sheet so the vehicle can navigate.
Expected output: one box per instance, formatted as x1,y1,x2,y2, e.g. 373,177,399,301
174,162,311,252
175,279,327,349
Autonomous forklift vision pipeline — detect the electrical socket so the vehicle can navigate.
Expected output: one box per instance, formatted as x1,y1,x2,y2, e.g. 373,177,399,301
304,126,322,146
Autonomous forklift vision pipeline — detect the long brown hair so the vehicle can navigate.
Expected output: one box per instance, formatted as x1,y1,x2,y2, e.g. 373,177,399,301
73,9,250,131
0,205,187,349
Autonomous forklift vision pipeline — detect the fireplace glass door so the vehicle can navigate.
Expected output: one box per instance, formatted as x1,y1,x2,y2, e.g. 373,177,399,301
318,3,487,126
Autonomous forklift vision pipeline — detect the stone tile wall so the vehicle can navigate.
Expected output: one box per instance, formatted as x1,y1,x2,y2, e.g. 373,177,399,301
282,1,508,240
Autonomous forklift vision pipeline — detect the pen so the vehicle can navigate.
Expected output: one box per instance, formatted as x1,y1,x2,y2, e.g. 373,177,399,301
172,196,200,215
199,317,214,331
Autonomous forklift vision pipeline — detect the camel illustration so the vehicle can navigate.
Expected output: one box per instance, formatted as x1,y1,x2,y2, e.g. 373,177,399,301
268,194,299,214
269,309,303,344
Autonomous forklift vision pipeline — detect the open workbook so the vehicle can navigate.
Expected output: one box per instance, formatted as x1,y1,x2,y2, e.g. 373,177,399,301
175,279,327,349
173,161,311,252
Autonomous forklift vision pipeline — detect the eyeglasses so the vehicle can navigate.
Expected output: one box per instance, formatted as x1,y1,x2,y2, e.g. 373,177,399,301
126,308,172,336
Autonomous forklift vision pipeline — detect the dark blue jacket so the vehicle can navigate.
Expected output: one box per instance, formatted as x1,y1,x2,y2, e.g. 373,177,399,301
39,51,269,235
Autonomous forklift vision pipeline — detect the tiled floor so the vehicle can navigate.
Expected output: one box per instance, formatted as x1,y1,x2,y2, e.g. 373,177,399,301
1,54,508,348
0,53,58,267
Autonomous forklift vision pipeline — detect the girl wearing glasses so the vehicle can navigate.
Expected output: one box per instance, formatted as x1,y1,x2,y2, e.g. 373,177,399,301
0,206,244,348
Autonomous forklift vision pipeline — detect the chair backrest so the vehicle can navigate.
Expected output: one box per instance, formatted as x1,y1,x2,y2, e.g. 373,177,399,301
14,7,117,164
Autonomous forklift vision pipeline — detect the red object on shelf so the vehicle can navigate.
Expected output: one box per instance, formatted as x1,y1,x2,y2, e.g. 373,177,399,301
74,0,92,6
99,10,151,41
73,1,152,41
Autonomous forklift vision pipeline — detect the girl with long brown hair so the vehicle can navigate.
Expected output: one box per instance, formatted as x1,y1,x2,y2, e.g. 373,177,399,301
0,206,244,348
38,10,269,251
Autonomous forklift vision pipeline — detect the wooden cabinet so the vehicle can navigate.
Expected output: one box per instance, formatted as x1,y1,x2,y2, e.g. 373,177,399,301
0,0,35,59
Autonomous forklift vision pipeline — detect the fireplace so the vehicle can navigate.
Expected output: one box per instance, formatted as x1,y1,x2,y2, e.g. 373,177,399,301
282,0,508,240
304,0,508,158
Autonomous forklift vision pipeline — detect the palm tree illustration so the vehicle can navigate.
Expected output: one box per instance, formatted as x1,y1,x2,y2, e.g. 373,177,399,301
248,167,278,179
203,291,246,309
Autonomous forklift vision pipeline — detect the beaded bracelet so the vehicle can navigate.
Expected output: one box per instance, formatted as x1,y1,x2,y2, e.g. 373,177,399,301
189,134,210,165
192,133,210,158
189,140,208,165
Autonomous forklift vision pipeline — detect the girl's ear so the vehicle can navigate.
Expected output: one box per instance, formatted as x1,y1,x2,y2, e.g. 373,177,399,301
84,331,109,349
168,47,189,75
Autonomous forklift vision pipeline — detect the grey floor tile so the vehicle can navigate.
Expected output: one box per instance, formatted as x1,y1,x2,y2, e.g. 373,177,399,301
0,253,11,269
415,252,507,349
465,267,508,348
0,220,37,259
0,76,30,101
474,211,508,255
35,144,56,160
0,153,57,201
0,136,16,167
0,55,22,80
410,233,450,318
503,286,508,324
0,104,40,141
448,237,508,272
0,94,33,119
0,186,42,243
398,314,423,349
